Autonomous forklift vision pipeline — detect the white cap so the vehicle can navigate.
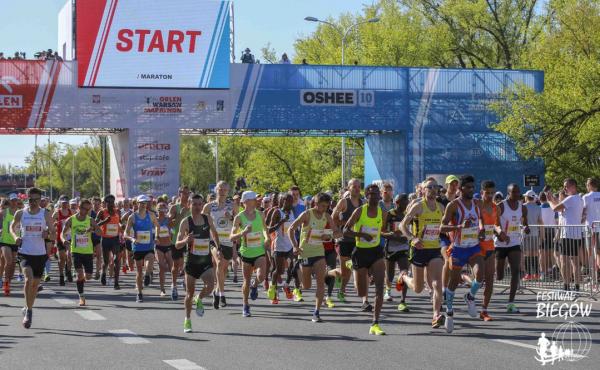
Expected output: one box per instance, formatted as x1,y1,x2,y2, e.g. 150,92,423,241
241,191,257,202
8,193,18,200
137,194,151,203
69,198,78,205
524,190,537,198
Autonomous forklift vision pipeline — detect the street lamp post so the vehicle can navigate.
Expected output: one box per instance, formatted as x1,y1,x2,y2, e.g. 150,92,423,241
58,142,75,198
304,16,380,188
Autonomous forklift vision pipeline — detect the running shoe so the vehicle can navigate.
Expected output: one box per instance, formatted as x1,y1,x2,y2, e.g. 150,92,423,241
384,288,393,302
22,309,32,329
464,292,477,318
100,273,107,286
212,291,220,309
17,274,24,282
506,303,520,313
171,286,178,301
242,305,251,317
480,311,493,321
267,284,277,300
337,291,347,303
369,323,385,335
183,318,192,333
250,279,258,301
78,296,86,307
397,302,409,312
45,274,52,283
136,293,143,303
3,281,10,296
59,275,65,286
143,274,151,287
444,313,454,333
361,302,373,312
432,314,445,328
220,295,227,308
283,285,293,300
113,283,121,290
325,297,335,309
233,275,238,283
94,271,100,280
195,296,204,317
293,288,303,302
271,298,280,305
160,290,167,297
312,311,323,323
122,266,127,274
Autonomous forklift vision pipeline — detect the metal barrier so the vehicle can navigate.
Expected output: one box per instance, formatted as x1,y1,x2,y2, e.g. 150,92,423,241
494,224,599,299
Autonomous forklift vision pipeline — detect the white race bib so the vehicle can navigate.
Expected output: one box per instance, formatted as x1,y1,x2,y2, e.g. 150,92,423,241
460,226,479,246
309,229,325,244
192,238,210,256
245,232,262,248
158,226,170,238
137,231,151,244
75,233,89,248
217,227,231,244
106,223,119,237
422,224,440,241
360,226,379,244
484,225,495,241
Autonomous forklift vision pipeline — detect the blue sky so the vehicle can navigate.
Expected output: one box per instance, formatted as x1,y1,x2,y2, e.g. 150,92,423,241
0,0,367,167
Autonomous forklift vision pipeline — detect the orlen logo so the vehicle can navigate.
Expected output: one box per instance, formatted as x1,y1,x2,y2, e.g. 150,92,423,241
116,29,202,53
137,142,171,151
141,166,167,177
0,76,23,109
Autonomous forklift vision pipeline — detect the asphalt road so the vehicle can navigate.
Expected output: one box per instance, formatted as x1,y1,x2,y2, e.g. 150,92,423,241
1,264,598,370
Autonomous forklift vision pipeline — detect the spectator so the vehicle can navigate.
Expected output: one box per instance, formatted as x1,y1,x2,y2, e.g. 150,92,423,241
279,53,291,64
241,48,255,64
53,51,63,61
539,192,558,280
0,52,5,60
523,190,542,280
302,58,308,65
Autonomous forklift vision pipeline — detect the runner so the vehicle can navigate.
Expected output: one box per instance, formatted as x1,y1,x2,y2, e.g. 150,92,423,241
288,193,341,322
0,193,19,296
96,194,123,289
582,178,600,276
440,175,485,333
398,177,445,330
266,192,295,304
342,184,390,335
155,201,174,297
125,195,160,302
120,198,135,274
169,186,191,296
52,195,72,286
439,175,459,305
62,199,101,306
230,191,269,317
332,178,363,305
202,180,238,308
90,196,103,280
10,187,55,328
176,194,219,333
384,194,410,311
496,183,530,312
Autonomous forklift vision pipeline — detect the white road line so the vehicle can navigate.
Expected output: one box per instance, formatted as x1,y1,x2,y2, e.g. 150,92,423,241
108,329,151,344
74,310,106,321
42,289,56,294
163,359,207,370
492,339,538,350
53,298,76,305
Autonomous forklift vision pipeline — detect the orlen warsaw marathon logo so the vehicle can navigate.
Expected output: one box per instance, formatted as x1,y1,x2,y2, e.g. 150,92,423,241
0,76,22,108
144,96,182,114
534,291,593,365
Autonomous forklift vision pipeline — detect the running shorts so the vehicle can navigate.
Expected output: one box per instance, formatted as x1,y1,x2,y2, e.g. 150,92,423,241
0,242,18,253
18,253,48,279
301,255,325,267
73,253,94,274
185,260,213,279
410,248,442,268
450,245,481,269
133,250,154,261
241,254,265,267
155,245,172,254
495,245,521,260
337,240,355,258
219,245,233,261
102,237,121,252
351,246,384,270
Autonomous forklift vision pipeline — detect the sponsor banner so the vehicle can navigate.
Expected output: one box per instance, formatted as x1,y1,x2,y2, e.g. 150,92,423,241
109,130,130,199
300,90,375,107
129,129,179,197
76,0,231,88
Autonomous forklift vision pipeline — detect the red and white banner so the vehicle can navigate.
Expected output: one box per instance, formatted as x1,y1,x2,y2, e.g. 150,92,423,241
77,0,231,88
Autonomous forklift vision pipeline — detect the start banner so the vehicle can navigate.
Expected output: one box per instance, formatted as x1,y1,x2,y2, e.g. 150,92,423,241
77,0,231,88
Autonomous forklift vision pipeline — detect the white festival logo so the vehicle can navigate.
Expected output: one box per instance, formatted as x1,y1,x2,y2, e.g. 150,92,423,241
0,76,23,109
0,76,20,93
535,322,591,366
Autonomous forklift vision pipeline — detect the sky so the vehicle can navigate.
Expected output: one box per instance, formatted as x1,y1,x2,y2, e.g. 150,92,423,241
0,0,368,167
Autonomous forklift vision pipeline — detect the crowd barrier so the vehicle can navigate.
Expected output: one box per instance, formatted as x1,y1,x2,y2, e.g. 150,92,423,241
493,224,599,299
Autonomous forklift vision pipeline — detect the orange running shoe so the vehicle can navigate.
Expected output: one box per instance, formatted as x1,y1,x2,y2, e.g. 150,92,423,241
271,298,279,305
480,311,493,321
283,285,293,300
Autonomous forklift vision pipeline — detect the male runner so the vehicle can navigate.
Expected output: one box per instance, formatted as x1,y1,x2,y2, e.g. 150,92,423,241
52,195,72,286
0,193,19,295
90,196,103,280
398,177,445,330
125,195,160,302
155,201,174,296
202,180,238,308
332,178,363,305
176,194,219,333
582,178,600,275
496,183,529,312
384,194,410,311
170,186,191,294
440,175,485,333
230,191,269,317
343,184,390,335
267,192,295,304
96,194,122,289
62,199,101,306
10,187,55,328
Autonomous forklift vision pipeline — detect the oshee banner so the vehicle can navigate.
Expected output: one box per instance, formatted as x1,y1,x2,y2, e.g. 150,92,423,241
77,0,231,88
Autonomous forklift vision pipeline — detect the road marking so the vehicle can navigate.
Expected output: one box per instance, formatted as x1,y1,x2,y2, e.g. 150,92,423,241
109,329,150,344
42,289,56,294
492,339,537,350
163,359,206,370
53,298,76,305
74,310,106,321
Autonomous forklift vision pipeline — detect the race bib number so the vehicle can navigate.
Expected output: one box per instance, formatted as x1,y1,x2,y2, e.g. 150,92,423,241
193,238,210,256
360,226,379,244
246,232,262,248
422,224,440,241
484,225,495,241
460,226,479,245
158,226,170,238
137,231,151,244
309,229,325,244
507,224,520,236
24,225,43,238
75,233,89,248
106,223,119,237
217,227,231,244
